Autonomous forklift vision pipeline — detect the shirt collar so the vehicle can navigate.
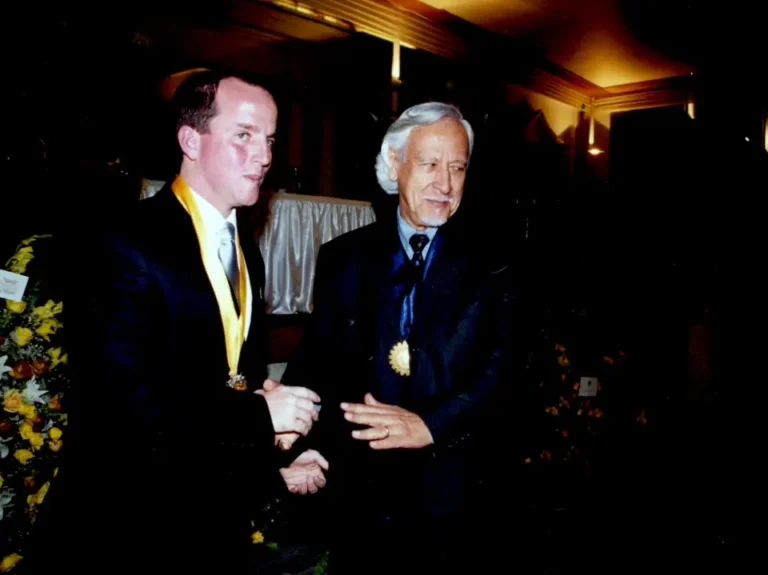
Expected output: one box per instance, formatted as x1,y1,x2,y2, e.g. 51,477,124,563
397,206,437,259
188,187,238,236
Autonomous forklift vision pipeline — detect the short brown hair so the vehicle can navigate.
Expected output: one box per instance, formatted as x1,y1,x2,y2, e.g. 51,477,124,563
171,69,278,137
172,70,229,135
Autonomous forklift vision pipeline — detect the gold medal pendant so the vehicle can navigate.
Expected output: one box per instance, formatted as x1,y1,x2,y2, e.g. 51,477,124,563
389,341,411,376
227,373,248,391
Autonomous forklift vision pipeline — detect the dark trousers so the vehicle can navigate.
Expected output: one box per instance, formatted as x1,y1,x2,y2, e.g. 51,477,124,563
328,513,491,575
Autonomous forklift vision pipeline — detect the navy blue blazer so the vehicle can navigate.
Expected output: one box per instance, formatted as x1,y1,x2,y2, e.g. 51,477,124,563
282,207,516,521
60,187,279,571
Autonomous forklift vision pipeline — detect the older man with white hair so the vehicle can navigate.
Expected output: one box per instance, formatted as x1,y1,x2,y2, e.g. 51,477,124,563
280,102,514,572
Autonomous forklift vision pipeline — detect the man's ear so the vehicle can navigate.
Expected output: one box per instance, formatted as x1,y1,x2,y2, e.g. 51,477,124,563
177,126,201,161
387,146,400,181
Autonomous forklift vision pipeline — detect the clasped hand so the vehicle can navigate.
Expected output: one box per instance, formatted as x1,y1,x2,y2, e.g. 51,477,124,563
280,449,329,495
256,379,320,450
341,393,433,449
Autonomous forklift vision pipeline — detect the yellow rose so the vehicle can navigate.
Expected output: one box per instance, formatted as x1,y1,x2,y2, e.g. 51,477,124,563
5,300,26,314
48,439,63,452
0,553,23,573
13,449,34,465
49,427,63,441
3,391,23,413
31,300,63,323
36,318,62,341
26,481,50,506
29,432,44,451
19,422,34,440
0,474,4,488
251,531,265,544
47,348,68,370
17,404,36,419
13,327,34,347
6,246,34,274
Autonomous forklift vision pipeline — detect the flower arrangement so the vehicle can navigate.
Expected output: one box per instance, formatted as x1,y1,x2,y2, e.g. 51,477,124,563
1,235,69,573
519,305,641,481
522,338,623,472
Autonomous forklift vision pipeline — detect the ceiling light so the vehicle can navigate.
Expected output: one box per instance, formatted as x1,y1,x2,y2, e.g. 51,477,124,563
588,147,604,156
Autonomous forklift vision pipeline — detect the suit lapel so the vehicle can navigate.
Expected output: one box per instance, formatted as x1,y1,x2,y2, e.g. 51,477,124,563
152,187,230,371
237,209,268,382
411,216,469,347
408,215,472,401
357,216,410,403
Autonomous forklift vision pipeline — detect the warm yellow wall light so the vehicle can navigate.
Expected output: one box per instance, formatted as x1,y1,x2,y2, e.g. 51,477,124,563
391,39,401,82
764,116,768,152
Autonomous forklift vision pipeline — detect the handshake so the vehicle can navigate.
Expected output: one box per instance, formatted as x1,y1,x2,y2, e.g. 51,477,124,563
256,379,328,495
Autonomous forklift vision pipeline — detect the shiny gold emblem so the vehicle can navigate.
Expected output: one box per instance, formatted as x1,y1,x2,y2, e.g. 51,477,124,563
388,341,410,376
227,373,248,391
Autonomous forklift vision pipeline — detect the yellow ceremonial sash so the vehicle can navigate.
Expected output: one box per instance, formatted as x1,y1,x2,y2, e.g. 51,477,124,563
171,175,248,379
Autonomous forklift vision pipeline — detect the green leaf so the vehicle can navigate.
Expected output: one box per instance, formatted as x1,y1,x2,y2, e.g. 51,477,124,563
313,552,329,575
265,542,279,551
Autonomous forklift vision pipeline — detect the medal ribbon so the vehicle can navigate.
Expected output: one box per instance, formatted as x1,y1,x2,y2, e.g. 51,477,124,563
171,175,248,377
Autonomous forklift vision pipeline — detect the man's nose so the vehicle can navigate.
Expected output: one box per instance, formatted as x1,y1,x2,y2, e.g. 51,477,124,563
251,138,271,167
433,165,451,194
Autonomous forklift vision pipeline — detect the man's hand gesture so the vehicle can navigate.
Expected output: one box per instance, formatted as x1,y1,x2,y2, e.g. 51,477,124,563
280,450,329,495
341,393,433,449
256,379,320,448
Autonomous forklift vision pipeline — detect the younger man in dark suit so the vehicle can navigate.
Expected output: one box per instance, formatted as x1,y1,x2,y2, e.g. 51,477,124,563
52,71,327,573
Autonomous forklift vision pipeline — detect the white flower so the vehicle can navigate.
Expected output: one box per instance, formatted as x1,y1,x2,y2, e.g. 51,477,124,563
22,377,48,405
0,488,15,521
0,438,9,459
0,356,11,378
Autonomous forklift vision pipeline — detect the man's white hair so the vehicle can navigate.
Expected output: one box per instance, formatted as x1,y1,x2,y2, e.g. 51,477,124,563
375,102,474,194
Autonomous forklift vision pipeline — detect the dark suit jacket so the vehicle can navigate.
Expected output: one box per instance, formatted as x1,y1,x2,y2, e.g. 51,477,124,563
55,187,280,572
282,208,516,531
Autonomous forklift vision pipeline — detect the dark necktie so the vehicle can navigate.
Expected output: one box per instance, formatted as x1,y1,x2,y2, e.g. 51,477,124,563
218,222,241,315
410,234,429,269
399,234,429,340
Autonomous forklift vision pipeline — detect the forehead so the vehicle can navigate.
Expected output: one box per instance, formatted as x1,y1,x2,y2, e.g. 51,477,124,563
406,118,469,157
214,78,277,122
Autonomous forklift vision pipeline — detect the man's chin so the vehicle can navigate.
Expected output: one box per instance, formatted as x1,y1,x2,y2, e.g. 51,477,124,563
418,208,451,228
238,187,261,207
420,215,448,228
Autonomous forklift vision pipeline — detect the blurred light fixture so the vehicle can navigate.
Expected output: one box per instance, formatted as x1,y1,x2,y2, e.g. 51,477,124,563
588,147,604,156
687,101,695,119
745,137,750,142
159,68,209,100
269,1,354,31
588,115,595,146
764,117,768,152
391,39,401,82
